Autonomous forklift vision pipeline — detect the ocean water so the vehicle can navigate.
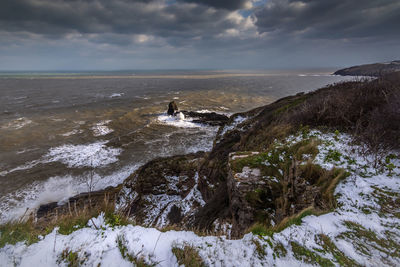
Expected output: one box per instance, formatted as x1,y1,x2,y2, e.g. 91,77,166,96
0,70,354,222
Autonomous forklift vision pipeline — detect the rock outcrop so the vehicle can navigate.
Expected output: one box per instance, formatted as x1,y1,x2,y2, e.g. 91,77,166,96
334,60,400,77
181,111,229,126
166,100,229,126
117,152,206,228
167,101,178,115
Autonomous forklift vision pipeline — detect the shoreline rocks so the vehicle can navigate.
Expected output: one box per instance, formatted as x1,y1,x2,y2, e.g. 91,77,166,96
181,111,229,126
166,100,229,126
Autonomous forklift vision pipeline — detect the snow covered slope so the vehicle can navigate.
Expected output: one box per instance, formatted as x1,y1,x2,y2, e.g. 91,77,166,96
1,131,399,266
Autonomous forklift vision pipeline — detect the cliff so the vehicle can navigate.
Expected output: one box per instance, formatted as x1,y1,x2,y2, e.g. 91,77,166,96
2,73,400,266
35,72,400,239
334,60,400,77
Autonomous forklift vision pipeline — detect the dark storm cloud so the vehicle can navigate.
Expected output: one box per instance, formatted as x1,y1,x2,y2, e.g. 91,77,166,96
0,0,398,70
0,0,241,39
255,0,400,40
180,0,250,10
2,0,398,42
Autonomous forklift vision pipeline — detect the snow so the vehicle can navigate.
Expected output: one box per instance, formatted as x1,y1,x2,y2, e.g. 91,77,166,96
234,167,261,180
119,172,206,228
220,115,247,136
1,130,399,266
0,217,266,267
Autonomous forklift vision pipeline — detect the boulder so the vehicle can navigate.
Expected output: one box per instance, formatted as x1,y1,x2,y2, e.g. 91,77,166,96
167,101,178,116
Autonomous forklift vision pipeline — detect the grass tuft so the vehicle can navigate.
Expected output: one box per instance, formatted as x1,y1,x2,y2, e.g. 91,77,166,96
316,234,360,266
0,219,41,248
57,248,83,267
250,206,325,237
172,243,206,267
291,241,334,267
117,235,154,266
251,238,267,259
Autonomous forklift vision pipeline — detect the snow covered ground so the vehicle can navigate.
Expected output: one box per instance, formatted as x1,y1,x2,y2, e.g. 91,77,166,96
1,131,399,266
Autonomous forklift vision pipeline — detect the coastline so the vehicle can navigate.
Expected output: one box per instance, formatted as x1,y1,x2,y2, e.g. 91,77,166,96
1,71,399,266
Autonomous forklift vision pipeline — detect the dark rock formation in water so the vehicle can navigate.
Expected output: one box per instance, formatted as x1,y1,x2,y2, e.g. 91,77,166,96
36,73,400,238
334,60,400,77
181,111,229,126
166,100,229,126
167,101,178,115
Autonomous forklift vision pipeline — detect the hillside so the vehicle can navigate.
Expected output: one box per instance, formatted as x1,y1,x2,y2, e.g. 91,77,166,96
334,60,400,77
1,73,400,266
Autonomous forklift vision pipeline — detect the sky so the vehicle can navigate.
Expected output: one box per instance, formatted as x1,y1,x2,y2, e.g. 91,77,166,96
0,0,399,70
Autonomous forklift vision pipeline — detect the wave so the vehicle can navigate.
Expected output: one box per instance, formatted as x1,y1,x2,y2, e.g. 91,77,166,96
0,164,140,223
0,141,122,176
91,120,113,136
109,93,124,98
1,117,32,130
45,141,121,168
157,113,203,128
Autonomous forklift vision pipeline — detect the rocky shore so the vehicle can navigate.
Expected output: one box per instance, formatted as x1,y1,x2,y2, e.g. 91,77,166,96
34,71,400,240
1,70,400,267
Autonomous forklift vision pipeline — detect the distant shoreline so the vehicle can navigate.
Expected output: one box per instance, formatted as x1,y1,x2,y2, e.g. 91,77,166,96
0,72,337,80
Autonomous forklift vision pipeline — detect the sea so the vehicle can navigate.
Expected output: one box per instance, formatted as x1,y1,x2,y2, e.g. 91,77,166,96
0,69,354,222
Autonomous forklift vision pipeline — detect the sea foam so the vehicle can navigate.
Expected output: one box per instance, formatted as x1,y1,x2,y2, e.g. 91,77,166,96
157,113,202,128
0,164,140,223
44,141,121,168
0,141,122,177
91,120,113,136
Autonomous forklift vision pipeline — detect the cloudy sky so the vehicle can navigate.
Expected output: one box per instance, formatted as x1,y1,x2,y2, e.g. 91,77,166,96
0,0,399,70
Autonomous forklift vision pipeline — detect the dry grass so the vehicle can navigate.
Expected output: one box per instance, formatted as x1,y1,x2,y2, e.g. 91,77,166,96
286,75,400,153
0,193,131,248
172,243,206,267
250,206,326,237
